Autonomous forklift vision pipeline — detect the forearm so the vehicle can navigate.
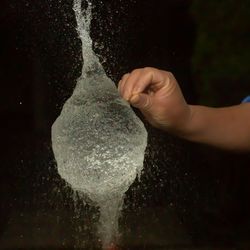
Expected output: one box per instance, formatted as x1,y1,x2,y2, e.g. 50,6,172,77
178,103,250,151
118,68,250,151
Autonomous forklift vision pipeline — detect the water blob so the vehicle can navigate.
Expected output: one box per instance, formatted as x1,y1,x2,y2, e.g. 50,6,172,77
51,0,147,248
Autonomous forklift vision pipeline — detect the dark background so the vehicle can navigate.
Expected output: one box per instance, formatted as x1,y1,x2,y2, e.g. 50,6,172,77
1,0,250,248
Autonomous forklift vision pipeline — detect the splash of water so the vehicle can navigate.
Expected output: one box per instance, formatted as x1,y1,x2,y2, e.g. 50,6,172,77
51,0,147,248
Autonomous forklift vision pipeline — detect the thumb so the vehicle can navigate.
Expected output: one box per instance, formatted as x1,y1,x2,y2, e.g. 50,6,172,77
129,93,152,110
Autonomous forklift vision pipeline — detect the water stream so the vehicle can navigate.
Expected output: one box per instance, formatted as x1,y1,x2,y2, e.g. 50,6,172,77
51,0,147,248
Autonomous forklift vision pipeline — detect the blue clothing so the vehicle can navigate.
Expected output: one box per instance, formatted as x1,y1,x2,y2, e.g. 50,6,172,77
242,96,250,103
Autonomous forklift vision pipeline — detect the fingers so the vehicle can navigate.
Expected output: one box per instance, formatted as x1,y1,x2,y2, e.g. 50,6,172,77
118,70,141,101
130,93,152,110
118,73,130,97
118,67,166,101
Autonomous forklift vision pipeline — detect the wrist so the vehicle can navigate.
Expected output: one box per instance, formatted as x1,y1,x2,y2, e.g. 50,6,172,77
168,104,196,138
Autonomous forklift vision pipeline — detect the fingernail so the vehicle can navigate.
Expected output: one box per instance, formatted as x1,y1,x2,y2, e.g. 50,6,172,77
130,94,140,104
123,92,130,101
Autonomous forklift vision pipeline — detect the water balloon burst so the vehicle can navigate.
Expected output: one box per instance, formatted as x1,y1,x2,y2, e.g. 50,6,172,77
52,0,147,247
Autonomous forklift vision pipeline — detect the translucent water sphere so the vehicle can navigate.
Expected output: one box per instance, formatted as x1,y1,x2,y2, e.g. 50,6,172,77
51,0,147,248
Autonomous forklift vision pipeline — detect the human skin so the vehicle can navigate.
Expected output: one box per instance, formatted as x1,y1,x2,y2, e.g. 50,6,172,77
118,67,250,151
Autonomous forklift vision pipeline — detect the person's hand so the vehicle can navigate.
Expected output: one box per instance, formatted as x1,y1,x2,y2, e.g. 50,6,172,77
118,67,192,133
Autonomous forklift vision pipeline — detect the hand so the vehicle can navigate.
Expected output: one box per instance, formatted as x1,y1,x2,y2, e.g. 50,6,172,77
118,67,191,133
